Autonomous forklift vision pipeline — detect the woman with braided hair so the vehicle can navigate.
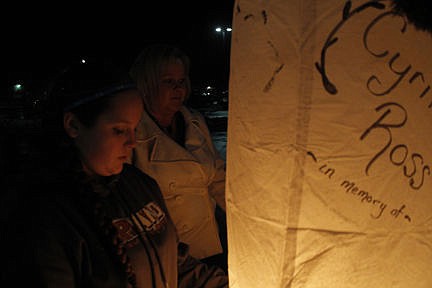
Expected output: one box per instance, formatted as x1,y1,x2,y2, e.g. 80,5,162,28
4,58,228,288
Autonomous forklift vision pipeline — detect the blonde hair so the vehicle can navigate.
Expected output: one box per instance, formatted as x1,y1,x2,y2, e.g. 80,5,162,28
129,44,191,110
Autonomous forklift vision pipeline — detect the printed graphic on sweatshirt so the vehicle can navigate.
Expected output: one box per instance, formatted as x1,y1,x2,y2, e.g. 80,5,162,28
112,201,167,248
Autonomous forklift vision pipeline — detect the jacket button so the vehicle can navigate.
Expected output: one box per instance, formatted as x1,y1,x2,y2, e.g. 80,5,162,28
169,182,176,190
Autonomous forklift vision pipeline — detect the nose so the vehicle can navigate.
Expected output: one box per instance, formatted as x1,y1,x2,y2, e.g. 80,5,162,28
173,82,183,90
172,79,187,90
125,131,137,148
173,84,187,98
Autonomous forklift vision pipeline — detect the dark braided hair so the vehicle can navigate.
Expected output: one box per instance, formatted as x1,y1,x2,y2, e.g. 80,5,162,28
93,197,137,287
78,176,138,288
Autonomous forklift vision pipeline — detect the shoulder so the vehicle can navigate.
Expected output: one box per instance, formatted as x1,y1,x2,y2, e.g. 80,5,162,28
182,105,204,119
181,106,209,129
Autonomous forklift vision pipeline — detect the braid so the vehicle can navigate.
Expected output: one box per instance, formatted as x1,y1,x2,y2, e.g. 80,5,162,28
75,175,138,288
93,197,138,288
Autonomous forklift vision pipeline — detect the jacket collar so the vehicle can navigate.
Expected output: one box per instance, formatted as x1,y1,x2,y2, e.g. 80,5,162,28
136,106,208,162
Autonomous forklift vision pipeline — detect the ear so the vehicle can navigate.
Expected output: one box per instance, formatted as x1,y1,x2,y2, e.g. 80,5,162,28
63,112,81,138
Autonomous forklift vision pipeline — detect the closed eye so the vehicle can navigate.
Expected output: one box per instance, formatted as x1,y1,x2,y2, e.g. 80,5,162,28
113,127,127,135
162,78,175,85
161,78,187,88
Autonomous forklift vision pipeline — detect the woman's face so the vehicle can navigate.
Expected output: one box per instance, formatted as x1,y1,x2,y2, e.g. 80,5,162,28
152,60,187,115
72,90,143,176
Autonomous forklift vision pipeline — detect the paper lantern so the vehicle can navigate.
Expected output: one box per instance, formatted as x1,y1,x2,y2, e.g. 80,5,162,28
226,0,432,287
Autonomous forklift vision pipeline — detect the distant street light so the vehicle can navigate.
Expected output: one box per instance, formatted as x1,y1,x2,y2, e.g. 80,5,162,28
214,26,232,46
213,25,232,88
13,83,23,93
215,26,232,33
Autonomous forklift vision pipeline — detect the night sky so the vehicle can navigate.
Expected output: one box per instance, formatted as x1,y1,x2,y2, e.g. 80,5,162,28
3,1,234,98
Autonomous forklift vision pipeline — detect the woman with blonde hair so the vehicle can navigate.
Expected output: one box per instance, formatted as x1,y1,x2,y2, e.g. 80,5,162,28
130,44,228,271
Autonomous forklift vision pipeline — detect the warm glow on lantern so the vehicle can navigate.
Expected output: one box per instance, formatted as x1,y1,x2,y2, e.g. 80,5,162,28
227,0,432,287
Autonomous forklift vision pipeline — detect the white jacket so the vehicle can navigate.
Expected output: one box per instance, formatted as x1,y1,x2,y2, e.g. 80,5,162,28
133,106,226,259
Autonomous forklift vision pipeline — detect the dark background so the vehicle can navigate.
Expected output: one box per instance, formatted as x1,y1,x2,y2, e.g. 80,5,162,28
3,1,234,101
1,1,234,181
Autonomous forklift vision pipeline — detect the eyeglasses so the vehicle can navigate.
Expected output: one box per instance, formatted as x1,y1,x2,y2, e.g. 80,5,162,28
160,78,187,89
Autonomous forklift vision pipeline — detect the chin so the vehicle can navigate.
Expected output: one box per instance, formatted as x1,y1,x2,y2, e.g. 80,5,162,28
105,165,124,176
114,165,124,174
172,104,183,113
